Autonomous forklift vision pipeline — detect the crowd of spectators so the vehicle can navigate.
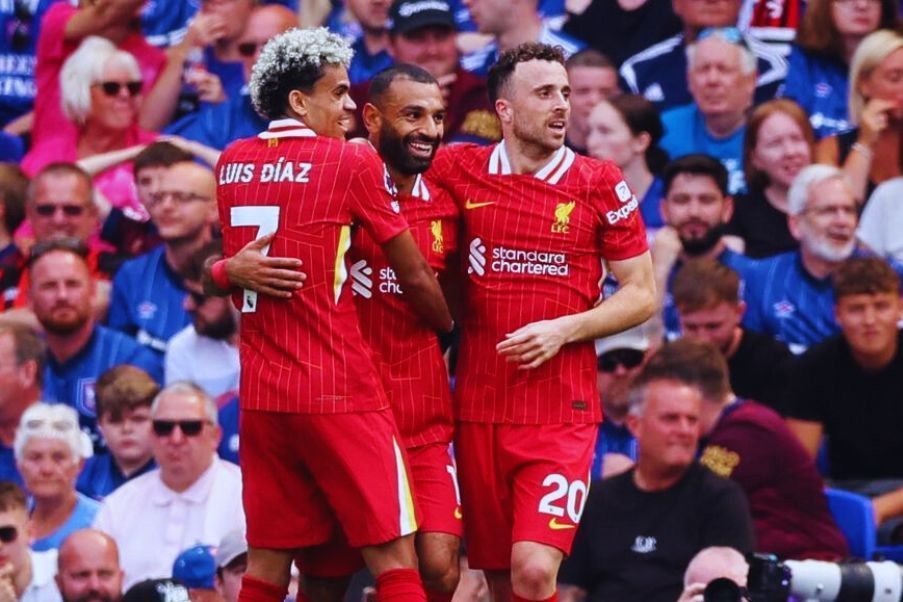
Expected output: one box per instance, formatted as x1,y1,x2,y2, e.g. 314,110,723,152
0,0,900,599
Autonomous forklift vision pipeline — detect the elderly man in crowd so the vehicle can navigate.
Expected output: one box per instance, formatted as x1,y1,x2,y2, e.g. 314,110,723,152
94,382,243,590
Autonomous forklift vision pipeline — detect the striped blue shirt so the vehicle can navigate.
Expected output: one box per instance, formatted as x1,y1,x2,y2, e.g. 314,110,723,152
107,247,191,355
43,326,163,439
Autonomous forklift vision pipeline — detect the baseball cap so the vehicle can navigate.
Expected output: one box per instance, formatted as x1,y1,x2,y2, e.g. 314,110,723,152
594,324,650,357
389,0,456,35
215,529,248,569
123,580,190,602
173,545,217,590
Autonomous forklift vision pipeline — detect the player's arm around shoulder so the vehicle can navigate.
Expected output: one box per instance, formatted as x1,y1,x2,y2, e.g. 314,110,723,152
381,231,453,333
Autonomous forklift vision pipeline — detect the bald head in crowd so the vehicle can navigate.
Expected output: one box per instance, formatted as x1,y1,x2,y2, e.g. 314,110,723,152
237,5,299,81
56,529,124,602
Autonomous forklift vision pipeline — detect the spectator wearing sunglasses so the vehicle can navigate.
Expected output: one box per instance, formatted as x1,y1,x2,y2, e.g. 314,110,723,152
0,481,62,602
13,403,98,553
23,37,158,223
94,382,243,590
0,323,44,489
29,240,163,441
108,161,217,357
76,366,158,501
590,324,649,480
56,529,124,602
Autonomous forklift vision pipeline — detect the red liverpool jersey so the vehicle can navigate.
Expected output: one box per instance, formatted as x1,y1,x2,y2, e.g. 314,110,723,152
429,142,648,425
217,119,408,413
350,175,459,447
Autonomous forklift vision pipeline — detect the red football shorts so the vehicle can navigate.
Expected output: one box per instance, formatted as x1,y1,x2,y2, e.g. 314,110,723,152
455,422,596,570
407,442,464,537
241,409,419,555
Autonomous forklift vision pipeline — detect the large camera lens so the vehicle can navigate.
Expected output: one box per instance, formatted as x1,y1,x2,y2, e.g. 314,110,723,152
704,577,744,602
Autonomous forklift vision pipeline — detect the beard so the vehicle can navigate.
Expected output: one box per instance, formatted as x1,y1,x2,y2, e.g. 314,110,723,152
70,591,117,602
679,222,725,256
804,232,856,263
40,306,89,336
377,125,440,176
195,311,237,341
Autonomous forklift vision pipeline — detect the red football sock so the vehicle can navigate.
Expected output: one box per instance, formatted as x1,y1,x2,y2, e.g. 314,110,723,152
376,568,427,602
425,589,454,602
512,590,559,602
238,575,288,602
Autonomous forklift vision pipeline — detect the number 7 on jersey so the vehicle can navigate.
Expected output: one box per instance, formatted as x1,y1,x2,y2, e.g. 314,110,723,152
230,206,281,313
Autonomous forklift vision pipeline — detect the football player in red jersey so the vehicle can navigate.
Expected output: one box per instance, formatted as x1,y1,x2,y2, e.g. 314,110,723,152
354,63,462,602
423,43,656,602
207,28,451,602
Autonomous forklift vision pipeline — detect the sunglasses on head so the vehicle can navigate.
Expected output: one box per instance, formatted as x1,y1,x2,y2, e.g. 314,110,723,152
97,81,143,97
0,525,17,544
597,348,645,373
237,42,260,58
152,420,206,437
34,203,86,217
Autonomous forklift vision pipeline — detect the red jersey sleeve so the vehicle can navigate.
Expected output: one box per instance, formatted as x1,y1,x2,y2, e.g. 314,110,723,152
346,147,409,244
593,164,648,261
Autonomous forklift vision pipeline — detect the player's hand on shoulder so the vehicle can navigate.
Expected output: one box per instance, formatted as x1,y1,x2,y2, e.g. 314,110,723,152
227,233,306,299
496,316,575,370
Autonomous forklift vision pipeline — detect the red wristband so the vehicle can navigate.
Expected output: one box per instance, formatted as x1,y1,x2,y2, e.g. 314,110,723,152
211,258,231,290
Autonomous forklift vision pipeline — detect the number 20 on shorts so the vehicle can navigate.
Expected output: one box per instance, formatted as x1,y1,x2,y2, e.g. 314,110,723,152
538,473,588,524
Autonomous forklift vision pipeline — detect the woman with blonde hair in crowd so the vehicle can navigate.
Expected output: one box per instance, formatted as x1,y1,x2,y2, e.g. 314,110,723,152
815,29,903,202
728,99,815,258
782,0,897,138
14,403,98,551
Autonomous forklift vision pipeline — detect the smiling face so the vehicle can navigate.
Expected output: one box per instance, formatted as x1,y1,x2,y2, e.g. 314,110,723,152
389,25,458,79
292,64,357,139
88,61,141,132
750,111,812,190
789,177,857,262
497,59,571,154
370,77,445,175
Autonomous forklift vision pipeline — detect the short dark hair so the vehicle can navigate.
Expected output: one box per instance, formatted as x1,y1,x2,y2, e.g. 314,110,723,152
368,63,438,108
672,259,741,313
0,323,45,388
0,481,26,513
565,48,614,71
833,256,901,299
28,237,89,269
133,142,194,175
488,42,566,105
663,154,729,197
95,365,160,421
182,238,223,282
0,164,28,236
633,339,731,406
606,94,668,174
27,162,93,205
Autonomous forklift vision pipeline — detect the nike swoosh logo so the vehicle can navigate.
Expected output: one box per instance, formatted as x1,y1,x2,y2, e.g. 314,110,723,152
465,200,495,210
548,517,575,530
454,507,463,520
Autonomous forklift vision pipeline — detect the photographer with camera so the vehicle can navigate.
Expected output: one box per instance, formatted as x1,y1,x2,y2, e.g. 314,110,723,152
677,546,748,602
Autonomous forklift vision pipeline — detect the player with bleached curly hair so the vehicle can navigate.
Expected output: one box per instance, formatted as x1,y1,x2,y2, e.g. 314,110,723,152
209,26,452,602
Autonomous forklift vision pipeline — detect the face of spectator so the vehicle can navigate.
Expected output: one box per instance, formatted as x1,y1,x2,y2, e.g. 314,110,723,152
0,334,35,409
586,101,645,168
790,177,857,262
750,111,811,190
151,391,220,490
596,349,646,420
215,555,246,602
567,66,619,137
134,166,167,211
498,59,570,154
149,163,217,244
347,0,391,32
0,507,30,576
678,301,743,355
372,78,445,175
236,7,298,83
98,407,153,469
662,173,733,255
858,47,903,121
28,173,97,244
836,291,902,359
295,65,356,140
18,437,81,501
183,280,238,341
200,0,255,43
628,379,702,474
672,0,742,30
389,26,458,79
88,62,141,132
56,532,124,602
688,38,756,119
29,251,94,336
832,0,882,39
464,0,511,34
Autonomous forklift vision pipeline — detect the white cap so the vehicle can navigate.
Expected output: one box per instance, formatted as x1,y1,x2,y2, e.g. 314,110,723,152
595,324,650,357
